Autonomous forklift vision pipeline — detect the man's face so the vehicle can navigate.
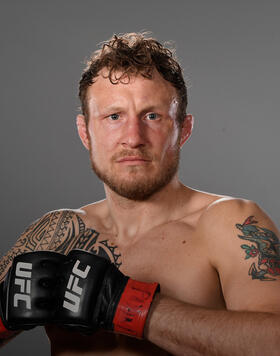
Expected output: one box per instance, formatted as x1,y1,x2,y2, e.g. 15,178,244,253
81,69,185,201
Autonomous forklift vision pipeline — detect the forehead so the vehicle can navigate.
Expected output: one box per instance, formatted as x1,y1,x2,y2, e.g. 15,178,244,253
86,68,178,114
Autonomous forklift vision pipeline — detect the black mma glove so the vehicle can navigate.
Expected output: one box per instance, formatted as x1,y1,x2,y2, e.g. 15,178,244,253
0,251,66,339
57,249,160,339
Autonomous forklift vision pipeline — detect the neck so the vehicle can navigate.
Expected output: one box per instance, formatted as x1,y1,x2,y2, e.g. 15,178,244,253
103,176,192,243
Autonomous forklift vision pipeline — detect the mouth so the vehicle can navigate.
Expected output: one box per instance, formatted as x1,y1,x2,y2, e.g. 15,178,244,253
116,156,151,165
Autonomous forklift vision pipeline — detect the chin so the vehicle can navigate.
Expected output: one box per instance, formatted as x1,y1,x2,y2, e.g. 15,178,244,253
107,173,175,201
91,155,179,201
109,185,164,201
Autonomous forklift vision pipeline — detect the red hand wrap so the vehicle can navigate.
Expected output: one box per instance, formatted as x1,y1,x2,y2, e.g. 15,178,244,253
112,278,159,339
0,317,14,339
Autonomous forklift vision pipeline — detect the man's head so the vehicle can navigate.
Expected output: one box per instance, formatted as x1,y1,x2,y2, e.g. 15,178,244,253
77,32,193,201
79,32,188,129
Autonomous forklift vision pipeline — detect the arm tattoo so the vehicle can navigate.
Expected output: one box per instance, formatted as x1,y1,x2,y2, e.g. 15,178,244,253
236,216,280,281
49,211,121,268
0,210,122,280
0,212,61,278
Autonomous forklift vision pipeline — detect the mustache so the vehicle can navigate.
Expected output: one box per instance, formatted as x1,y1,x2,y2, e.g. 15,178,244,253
112,149,153,161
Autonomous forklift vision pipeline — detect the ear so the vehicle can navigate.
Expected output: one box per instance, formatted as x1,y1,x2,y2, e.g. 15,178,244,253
180,114,194,147
76,114,90,150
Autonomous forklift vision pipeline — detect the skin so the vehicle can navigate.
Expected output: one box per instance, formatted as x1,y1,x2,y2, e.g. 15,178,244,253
1,69,280,355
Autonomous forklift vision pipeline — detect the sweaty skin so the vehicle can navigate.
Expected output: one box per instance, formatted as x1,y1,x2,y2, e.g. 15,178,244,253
1,70,280,355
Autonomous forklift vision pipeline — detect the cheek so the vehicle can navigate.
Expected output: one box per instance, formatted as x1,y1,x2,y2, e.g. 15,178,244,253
89,129,117,160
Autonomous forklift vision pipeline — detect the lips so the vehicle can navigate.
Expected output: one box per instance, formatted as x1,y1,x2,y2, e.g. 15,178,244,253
117,156,150,163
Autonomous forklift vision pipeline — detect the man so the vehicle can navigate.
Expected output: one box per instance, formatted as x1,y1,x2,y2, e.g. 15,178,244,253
1,32,280,355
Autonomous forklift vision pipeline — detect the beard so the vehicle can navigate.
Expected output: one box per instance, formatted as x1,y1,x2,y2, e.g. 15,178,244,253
89,143,181,201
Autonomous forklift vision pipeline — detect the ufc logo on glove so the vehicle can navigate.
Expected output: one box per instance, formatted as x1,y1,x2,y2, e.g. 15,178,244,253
13,262,32,310
63,259,91,313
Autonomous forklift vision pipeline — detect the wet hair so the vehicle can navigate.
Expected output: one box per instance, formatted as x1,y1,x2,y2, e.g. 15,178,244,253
79,32,188,127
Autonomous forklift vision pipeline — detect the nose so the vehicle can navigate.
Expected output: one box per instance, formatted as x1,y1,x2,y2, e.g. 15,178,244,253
121,117,146,148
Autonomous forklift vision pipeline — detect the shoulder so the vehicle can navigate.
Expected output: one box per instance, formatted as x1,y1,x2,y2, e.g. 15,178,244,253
31,205,106,251
197,196,279,242
197,198,280,314
25,208,86,234
18,203,105,255
15,208,85,252
28,200,106,236
0,204,107,280
0,208,83,280
198,196,274,231
196,196,280,267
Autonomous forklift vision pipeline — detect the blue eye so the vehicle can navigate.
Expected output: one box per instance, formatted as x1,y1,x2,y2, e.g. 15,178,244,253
147,113,158,120
109,113,119,121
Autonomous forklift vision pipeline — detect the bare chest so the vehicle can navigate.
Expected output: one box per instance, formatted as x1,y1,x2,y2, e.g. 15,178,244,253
52,218,225,309
46,214,225,355
119,223,224,309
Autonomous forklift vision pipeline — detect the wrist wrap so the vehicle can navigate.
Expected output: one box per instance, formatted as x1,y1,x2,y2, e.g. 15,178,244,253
0,283,14,339
45,249,160,339
112,279,159,339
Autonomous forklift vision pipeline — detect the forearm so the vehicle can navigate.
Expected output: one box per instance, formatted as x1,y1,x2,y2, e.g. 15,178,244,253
144,294,280,356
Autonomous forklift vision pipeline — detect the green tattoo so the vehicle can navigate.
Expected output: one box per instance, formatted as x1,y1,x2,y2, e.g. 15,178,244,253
236,216,280,281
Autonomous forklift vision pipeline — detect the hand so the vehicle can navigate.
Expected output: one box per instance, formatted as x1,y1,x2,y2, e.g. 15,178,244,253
0,251,66,339
0,249,160,340
57,249,160,339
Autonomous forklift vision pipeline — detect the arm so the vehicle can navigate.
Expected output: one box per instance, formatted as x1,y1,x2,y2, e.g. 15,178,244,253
0,208,83,282
145,294,280,356
0,209,80,346
0,213,53,346
144,198,280,356
0,211,63,281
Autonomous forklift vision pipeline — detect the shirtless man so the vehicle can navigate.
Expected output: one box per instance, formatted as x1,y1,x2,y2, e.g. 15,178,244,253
1,32,280,355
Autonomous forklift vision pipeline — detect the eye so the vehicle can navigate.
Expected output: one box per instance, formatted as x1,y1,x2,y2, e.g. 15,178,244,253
108,113,120,121
146,113,158,120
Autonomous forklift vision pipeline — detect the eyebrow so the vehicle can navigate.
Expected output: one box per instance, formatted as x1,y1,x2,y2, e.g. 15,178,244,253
101,106,124,115
101,105,165,117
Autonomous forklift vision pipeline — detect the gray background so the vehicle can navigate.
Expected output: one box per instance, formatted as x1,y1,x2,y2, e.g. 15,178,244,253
0,0,279,354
